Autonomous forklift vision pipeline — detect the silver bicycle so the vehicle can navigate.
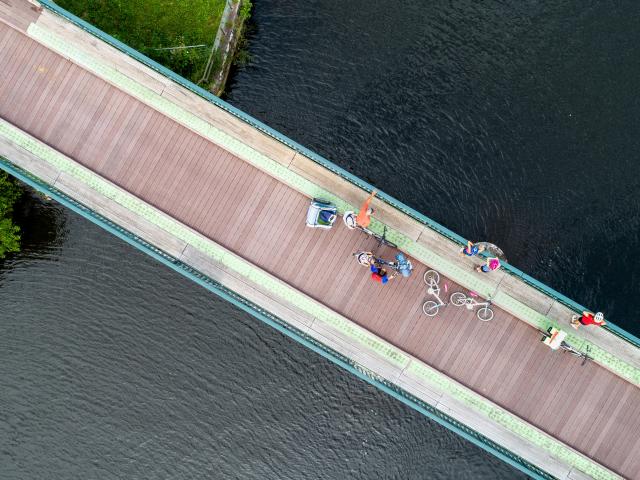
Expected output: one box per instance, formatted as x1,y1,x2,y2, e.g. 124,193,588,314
449,291,495,322
343,212,398,249
537,328,592,366
422,270,447,316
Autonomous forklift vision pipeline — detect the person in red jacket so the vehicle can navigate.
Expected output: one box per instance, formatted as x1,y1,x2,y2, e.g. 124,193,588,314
571,311,606,329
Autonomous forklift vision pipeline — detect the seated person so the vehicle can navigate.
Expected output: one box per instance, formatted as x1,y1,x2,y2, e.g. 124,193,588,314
370,264,394,284
460,241,485,257
476,257,500,273
571,311,606,329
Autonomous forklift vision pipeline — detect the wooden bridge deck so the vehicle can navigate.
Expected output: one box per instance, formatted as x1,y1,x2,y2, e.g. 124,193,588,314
1,5,639,478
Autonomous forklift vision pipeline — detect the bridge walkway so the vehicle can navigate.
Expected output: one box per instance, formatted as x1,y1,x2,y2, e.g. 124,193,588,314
0,2,639,478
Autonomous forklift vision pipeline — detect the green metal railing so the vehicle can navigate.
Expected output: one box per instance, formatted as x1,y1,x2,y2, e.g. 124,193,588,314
0,155,553,480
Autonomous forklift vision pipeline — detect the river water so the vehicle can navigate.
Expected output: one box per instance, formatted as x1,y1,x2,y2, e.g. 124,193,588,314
2,0,639,478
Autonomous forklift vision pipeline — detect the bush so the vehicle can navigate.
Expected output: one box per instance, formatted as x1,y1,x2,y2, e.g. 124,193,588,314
0,171,21,258
240,0,252,22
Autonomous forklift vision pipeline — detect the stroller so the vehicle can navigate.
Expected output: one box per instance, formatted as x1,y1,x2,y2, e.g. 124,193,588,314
305,199,337,229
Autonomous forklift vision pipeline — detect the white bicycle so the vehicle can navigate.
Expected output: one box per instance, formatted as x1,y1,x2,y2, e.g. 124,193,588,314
422,270,447,316
449,291,495,322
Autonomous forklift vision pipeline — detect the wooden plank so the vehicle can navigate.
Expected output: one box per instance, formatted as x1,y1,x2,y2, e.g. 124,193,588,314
176,142,229,222
106,105,154,178
127,115,175,195
576,373,626,447
559,368,611,444
155,136,206,215
47,68,96,148
116,113,167,185
0,33,36,100
59,79,112,158
23,61,76,136
186,150,243,228
2,44,50,123
98,94,145,170
90,90,134,171
39,68,91,143
198,153,259,238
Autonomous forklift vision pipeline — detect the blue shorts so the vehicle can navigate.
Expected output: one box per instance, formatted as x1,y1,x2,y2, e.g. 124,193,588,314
481,264,490,273
464,245,479,256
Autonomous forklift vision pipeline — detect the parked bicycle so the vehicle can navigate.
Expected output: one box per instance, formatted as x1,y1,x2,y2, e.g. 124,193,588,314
375,253,413,277
449,291,495,322
343,212,398,249
537,328,592,366
353,251,413,278
422,270,447,316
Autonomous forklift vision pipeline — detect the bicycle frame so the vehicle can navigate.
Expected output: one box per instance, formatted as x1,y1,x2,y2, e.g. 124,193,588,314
462,297,490,309
450,291,494,321
423,270,447,316
375,254,412,275
343,212,398,249
427,281,446,306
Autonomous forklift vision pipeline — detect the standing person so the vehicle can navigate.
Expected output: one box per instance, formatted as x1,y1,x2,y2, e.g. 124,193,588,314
571,311,606,329
355,190,377,229
476,257,500,273
460,241,485,257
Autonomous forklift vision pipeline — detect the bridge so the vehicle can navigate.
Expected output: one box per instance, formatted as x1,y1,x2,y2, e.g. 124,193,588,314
1,2,639,479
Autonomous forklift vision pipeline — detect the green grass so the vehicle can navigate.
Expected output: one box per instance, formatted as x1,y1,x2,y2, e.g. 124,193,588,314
56,0,226,84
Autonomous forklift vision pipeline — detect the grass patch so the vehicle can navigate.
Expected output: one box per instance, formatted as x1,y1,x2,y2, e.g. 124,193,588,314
56,0,226,84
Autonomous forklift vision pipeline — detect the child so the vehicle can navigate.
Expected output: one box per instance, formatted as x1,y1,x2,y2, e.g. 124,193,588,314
460,241,484,257
476,257,500,273
370,264,395,284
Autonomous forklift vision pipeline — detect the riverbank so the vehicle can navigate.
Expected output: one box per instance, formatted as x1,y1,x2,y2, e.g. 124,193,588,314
208,0,252,95
55,0,250,93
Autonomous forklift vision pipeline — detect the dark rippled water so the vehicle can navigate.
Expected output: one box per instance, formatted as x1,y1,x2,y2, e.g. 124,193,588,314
2,1,639,478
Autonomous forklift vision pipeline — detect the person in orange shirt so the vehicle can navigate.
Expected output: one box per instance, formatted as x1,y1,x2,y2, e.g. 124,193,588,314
355,190,377,228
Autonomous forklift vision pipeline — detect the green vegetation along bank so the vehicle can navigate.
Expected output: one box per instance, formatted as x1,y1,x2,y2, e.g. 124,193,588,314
56,0,227,89
0,171,21,258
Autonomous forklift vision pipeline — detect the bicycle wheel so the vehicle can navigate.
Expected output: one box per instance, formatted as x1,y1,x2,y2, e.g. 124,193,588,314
423,301,440,316
477,306,494,322
423,270,440,286
449,292,467,307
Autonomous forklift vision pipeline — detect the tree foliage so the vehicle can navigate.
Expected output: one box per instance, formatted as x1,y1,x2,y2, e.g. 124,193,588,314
0,171,21,258
240,0,252,22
